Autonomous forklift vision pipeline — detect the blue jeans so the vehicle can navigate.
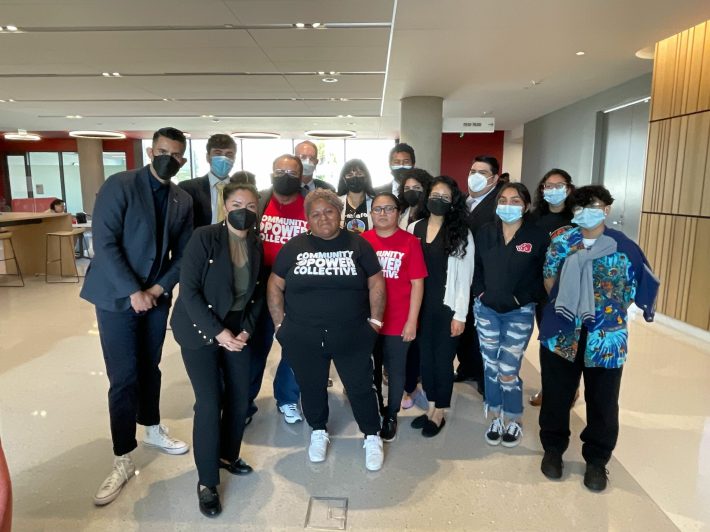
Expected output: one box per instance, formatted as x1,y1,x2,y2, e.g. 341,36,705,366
474,299,535,423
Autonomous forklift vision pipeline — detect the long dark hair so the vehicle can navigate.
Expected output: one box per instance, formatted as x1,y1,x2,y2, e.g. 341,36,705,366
532,168,575,216
397,168,432,215
336,159,376,197
422,175,470,258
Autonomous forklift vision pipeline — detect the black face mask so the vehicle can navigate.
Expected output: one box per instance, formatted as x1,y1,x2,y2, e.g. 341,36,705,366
227,208,257,231
151,154,181,180
345,175,365,193
427,198,451,216
272,174,301,196
403,190,422,207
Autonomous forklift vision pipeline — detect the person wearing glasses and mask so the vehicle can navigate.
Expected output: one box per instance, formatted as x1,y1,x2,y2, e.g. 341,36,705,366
472,183,549,448
337,159,376,234
408,176,474,437
375,143,416,195
295,140,335,195
179,134,237,228
170,182,264,517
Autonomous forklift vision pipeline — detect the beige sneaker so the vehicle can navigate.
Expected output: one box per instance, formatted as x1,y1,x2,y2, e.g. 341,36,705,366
93,455,135,506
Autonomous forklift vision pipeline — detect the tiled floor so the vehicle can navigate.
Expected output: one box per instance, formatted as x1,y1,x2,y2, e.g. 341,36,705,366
1,278,708,531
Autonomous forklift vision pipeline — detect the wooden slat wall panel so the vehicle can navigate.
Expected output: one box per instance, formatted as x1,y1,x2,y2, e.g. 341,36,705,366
686,218,710,330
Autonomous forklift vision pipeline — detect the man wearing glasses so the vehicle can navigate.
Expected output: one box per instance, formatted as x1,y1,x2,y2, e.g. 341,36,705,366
248,154,308,426
295,140,335,195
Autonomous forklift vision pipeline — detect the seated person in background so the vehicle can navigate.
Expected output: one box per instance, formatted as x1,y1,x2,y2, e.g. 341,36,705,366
47,199,66,213
0,197,10,212
230,171,257,187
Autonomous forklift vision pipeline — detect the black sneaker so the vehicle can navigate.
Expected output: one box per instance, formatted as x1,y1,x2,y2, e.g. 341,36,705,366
485,418,504,445
381,416,398,442
501,421,523,448
540,451,563,479
584,463,609,492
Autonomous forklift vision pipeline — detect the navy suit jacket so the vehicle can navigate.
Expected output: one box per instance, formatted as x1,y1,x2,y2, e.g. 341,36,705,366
178,175,211,228
80,165,194,311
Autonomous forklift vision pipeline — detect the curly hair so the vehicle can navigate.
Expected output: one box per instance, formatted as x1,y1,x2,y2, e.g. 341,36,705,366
422,175,470,258
532,168,575,216
571,185,614,208
304,188,344,216
336,159,376,196
397,168,432,211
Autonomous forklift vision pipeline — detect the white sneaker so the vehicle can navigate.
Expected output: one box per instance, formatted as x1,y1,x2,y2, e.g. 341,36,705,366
93,455,135,506
485,417,505,446
501,421,523,448
143,424,189,455
308,430,330,462
363,435,384,472
279,403,303,424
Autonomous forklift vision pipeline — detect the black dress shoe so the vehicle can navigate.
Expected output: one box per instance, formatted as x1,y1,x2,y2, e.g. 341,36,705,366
410,414,429,429
422,418,446,437
584,463,609,492
381,416,398,442
540,451,563,479
219,457,253,476
197,484,221,518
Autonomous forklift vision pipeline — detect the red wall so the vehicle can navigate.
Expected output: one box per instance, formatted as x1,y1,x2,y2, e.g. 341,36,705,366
0,137,136,201
440,131,505,191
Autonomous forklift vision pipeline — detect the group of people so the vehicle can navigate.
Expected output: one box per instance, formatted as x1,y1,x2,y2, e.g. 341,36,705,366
80,127,658,518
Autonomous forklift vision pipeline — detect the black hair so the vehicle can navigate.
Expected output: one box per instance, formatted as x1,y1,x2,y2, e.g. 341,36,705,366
336,159,376,196
273,153,303,176
499,172,510,183
532,168,575,216
152,127,187,148
230,170,256,186
396,168,432,212
389,142,416,166
49,199,65,210
206,133,236,153
372,192,401,210
422,175,470,258
222,182,259,204
472,155,499,176
571,185,614,208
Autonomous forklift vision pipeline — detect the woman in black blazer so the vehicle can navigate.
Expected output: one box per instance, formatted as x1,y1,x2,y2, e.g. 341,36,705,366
170,182,265,518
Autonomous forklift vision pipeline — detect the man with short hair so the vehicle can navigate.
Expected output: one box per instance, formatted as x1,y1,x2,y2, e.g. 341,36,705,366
248,154,307,424
375,142,416,195
456,155,504,391
179,133,237,227
295,140,335,195
81,127,194,506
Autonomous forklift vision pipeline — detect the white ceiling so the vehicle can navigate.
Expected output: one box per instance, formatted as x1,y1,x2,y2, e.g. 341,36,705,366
0,0,709,140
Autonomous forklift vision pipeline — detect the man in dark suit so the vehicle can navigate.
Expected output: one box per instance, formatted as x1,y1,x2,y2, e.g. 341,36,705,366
179,133,237,228
374,142,416,195
295,140,335,195
456,155,504,392
81,127,194,507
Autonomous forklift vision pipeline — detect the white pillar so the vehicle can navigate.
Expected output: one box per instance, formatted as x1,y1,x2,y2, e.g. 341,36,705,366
400,96,443,175
77,138,105,215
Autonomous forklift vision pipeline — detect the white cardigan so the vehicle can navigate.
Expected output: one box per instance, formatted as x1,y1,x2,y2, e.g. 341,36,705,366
407,219,475,322
339,194,373,230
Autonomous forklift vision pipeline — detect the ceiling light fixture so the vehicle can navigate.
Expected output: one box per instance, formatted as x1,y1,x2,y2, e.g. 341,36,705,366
69,130,126,139
66,114,83,119
294,22,305,28
231,132,280,139
603,97,651,114
201,114,214,118
311,22,322,28
101,72,121,77
4,129,41,141
576,51,585,56
322,77,338,83
305,129,356,139
5,25,18,32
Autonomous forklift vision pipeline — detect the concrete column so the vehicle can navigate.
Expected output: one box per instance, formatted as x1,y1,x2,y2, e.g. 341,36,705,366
400,96,443,175
77,138,105,215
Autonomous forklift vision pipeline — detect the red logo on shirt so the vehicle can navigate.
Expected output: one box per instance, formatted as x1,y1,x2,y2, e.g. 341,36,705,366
516,242,532,253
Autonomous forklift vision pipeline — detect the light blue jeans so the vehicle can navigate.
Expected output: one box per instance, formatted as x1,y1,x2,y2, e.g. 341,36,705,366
474,299,535,422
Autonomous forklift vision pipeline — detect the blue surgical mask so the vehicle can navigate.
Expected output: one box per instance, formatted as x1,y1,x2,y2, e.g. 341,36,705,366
210,155,234,179
301,161,316,176
572,207,606,229
543,188,567,206
496,204,524,224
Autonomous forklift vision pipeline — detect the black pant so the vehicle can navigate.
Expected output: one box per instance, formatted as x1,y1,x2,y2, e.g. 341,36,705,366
455,303,483,381
96,298,170,456
418,305,459,408
373,335,411,417
278,319,381,435
404,339,420,394
181,311,250,487
538,329,624,466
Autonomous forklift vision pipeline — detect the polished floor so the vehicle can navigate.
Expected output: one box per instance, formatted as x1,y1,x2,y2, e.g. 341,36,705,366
1,278,708,531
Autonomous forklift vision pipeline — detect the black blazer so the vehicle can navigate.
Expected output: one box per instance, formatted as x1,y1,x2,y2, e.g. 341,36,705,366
170,222,266,349
465,182,504,236
179,175,211,228
80,165,193,312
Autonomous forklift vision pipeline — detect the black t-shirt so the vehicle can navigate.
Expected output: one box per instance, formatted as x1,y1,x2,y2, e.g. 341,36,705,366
531,210,573,237
272,229,382,327
344,200,369,234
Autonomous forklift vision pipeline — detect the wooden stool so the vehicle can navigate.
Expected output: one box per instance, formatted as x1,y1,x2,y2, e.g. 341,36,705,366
0,231,24,287
46,228,85,283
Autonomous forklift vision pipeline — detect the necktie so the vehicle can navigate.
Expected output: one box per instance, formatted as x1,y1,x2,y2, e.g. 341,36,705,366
215,181,226,222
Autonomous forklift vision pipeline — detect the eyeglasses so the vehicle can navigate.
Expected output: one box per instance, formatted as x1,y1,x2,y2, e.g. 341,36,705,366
272,169,300,178
371,205,398,214
572,203,605,213
429,193,452,203
543,183,567,191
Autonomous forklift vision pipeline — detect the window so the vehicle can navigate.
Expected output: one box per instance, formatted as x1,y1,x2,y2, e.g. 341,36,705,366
61,153,83,214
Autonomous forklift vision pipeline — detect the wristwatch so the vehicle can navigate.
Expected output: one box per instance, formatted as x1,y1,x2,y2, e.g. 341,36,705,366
368,318,384,327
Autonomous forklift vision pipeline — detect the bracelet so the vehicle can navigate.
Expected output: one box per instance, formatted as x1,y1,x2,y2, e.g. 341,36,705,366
368,318,383,327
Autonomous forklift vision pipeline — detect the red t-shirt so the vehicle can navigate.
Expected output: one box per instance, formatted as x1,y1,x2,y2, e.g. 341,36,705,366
260,194,308,267
361,228,428,336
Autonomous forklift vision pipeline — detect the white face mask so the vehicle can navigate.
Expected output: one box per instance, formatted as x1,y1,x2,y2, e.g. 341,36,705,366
468,172,489,193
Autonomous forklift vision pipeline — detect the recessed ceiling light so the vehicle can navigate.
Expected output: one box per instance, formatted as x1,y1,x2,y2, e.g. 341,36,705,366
329,71,339,75
231,132,281,139
112,72,121,77
69,130,126,139
576,51,585,56
7,99,14,102
312,22,322,28
305,129,356,139
4,130,41,141
102,72,111,77
66,115,83,119
322,77,338,83
5,25,18,32
295,22,305,28
317,71,325,75
0,100,4,103
201,114,214,118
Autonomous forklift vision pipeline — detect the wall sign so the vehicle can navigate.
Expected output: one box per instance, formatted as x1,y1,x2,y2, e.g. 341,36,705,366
443,117,495,133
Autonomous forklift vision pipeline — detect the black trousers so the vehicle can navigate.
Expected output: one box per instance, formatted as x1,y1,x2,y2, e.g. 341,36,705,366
404,339,420,394
181,311,250,487
373,335,411,417
278,319,381,435
455,303,483,382
538,328,624,466
96,297,170,456
418,305,459,409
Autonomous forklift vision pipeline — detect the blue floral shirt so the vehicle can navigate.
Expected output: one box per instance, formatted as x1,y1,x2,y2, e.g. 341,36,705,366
542,227,637,368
